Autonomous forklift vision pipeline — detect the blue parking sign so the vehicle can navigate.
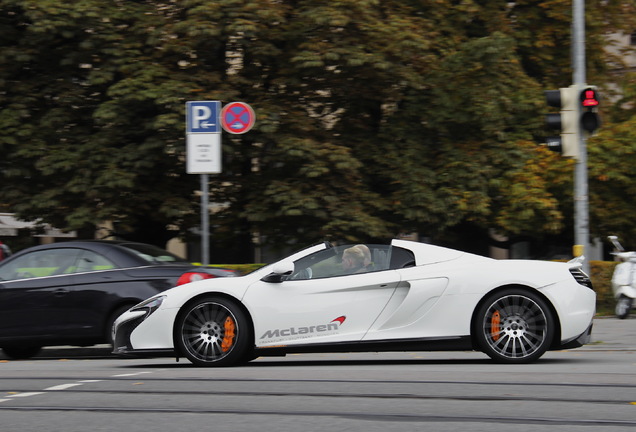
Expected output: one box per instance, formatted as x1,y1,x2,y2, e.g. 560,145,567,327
186,101,221,133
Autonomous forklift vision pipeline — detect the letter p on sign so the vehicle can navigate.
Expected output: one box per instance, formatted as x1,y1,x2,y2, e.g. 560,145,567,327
186,101,221,134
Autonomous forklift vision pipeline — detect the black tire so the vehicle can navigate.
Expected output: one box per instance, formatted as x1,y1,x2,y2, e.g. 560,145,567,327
475,288,555,364
105,305,134,346
615,296,632,320
2,346,42,360
175,296,251,367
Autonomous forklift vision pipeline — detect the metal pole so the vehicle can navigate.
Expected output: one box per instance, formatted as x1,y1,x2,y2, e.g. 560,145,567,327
572,0,590,274
201,173,209,265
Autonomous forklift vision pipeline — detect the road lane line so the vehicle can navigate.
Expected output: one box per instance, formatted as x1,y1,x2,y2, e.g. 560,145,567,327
45,383,83,391
0,370,159,404
113,372,153,377
7,392,44,398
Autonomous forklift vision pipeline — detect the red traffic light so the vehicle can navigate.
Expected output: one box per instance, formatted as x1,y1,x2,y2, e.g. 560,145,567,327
580,88,599,108
579,86,600,134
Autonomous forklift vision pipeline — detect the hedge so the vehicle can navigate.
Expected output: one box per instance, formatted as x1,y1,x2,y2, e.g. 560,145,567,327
209,263,266,275
589,260,618,315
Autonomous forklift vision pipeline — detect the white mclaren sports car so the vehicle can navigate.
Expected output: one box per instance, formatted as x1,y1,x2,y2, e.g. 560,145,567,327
113,239,596,366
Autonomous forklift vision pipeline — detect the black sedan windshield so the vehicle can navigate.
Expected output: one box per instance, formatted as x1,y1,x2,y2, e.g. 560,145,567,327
119,243,188,265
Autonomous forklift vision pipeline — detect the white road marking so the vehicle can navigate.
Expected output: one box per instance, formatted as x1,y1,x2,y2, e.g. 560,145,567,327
0,370,160,403
8,392,44,398
112,371,152,377
45,383,83,391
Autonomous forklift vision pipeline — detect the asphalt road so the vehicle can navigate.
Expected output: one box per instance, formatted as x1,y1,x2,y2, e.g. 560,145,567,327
0,317,635,432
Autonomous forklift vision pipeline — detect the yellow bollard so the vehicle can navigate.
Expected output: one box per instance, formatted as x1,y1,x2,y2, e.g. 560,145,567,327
573,244,584,257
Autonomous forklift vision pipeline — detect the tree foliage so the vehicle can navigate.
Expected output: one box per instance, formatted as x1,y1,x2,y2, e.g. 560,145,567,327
0,0,203,245
589,107,636,249
0,0,635,258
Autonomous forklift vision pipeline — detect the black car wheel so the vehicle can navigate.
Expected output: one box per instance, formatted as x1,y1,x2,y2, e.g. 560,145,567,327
175,296,251,367
475,289,554,364
2,346,42,360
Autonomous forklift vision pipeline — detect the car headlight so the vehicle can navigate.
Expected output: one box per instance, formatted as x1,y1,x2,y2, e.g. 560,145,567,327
130,295,166,317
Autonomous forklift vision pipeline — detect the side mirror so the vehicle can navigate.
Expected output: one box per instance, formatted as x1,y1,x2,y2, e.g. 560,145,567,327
261,261,294,283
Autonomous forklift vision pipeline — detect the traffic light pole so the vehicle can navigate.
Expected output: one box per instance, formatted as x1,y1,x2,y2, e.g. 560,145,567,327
572,0,590,274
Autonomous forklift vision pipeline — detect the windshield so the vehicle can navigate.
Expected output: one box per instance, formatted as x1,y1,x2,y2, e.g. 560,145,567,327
119,243,188,265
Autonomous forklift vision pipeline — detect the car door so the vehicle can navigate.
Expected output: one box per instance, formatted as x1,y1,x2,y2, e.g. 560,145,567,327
243,245,402,347
0,248,80,340
55,248,125,339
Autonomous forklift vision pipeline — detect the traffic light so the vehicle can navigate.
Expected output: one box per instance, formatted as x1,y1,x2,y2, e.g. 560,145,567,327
544,85,580,159
579,86,601,134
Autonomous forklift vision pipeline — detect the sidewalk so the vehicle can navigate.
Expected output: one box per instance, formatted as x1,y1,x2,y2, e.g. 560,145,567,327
587,316,636,350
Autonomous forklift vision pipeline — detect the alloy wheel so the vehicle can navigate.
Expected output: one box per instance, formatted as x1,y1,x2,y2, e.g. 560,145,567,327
477,290,553,363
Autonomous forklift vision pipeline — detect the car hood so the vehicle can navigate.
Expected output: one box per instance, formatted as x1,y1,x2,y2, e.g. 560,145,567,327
152,274,253,309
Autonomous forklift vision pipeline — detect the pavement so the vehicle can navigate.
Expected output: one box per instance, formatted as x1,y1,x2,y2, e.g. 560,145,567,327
0,316,633,361
586,316,636,351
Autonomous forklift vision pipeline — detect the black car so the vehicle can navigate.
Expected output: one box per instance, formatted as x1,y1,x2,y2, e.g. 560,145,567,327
0,240,236,359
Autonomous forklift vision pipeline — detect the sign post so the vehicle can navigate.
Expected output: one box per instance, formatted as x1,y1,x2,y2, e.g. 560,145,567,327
186,101,221,265
185,100,256,265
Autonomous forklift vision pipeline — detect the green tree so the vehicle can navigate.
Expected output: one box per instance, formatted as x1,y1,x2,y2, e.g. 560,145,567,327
588,71,636,250
0,0,203,245
1,0,635,260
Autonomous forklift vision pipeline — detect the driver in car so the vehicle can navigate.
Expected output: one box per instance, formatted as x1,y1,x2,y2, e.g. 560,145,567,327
342,245,374,274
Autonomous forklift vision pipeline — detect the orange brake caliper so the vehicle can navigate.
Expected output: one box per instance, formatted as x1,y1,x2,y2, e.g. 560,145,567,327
491,310,501,341
221,316,236,352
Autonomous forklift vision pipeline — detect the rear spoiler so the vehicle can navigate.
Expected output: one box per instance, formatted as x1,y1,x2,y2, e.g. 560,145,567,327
567,255,585,269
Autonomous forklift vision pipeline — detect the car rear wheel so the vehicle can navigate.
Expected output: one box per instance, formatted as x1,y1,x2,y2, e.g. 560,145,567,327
175,296,251,367
475,289,554,364
2,346,42,360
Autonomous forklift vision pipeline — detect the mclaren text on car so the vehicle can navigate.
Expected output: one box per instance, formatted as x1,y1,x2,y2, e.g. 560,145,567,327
113,239,596,366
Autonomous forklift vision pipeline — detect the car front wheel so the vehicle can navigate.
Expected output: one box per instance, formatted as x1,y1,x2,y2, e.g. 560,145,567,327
175,296,251,367
475,289,554,364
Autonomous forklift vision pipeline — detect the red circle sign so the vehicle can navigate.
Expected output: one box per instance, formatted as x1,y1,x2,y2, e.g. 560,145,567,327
221,102,255,134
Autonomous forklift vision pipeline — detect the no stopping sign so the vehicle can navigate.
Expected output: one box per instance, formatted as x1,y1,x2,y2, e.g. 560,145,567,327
221,102,256,134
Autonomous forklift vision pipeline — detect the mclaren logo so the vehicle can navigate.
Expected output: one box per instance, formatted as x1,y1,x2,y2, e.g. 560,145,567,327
260,316,346,340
